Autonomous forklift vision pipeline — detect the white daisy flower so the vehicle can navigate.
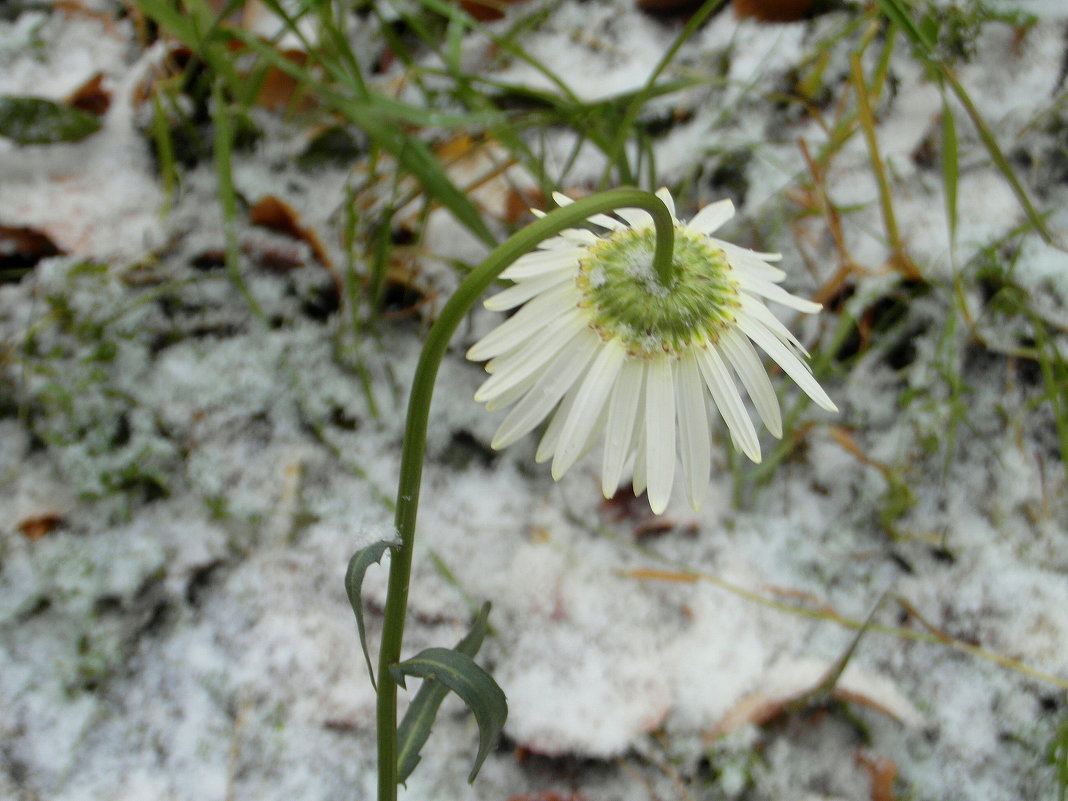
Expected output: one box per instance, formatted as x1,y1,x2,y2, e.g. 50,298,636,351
466,188,837,514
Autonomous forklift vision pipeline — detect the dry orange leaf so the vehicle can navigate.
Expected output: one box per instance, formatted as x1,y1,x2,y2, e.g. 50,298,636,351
17,513,64,540
248,195,342,299
733,0,819,22
64,73,111,117
454,0,527,22
0,225,63,269
252,49,313,113
249,196,331,269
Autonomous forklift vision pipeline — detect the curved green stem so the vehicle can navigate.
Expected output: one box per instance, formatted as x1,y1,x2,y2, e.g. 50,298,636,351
374,188,674,801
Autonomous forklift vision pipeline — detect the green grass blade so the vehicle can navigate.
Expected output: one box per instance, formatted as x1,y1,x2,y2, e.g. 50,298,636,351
211,79,265,321
224,28,497,247
874,0,1055,245
941,93,959,248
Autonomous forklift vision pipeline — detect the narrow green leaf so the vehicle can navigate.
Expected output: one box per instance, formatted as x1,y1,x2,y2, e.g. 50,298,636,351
210,79,265,322
874,0,1054,245
344,539,396,689
0,97,101,144
941,94,959,248
391,643,507,783
874,0,935,54
396,603,491,783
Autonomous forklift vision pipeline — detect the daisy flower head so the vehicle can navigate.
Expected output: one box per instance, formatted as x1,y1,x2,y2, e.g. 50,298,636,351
466,188,837,514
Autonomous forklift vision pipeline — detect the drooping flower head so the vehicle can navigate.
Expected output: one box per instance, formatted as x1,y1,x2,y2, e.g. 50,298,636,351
467,188,837,514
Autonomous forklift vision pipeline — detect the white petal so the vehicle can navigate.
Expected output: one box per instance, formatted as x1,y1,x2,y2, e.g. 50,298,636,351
500,247,585,280
737,294,808,356
676,351,712,510
466,282,576,361
551,192,624,230
719,328,782,438
552,339,626,479
485,270,573,311
734,272,822,313
535,384,580,463
713,239,786,278
477,311,586,401
687,199,734,235
601,359,644,498
486,367,541,412
644,356,676,515
734,314,838,412
716,239,783,262
615,207,654,229
632,434,648,498
491,333,600,449
655,187,677,221
697,345,762,463
588,213,625,230
539,228,599,248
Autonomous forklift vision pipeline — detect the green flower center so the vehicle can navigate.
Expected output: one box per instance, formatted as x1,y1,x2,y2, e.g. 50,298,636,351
576,225,740,357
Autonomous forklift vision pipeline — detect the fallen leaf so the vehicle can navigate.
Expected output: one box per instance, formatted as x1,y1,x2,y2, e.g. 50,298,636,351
0,225,63,275
252,49,313,113
248,195,341,297
733,0,821,22
707,658,923,740
64,73,111,117
249,195,330,267
17,513,64,540
454,0,527,22
637,0,712,16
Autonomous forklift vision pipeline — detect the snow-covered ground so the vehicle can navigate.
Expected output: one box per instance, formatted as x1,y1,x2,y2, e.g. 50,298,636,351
1,1,1066,800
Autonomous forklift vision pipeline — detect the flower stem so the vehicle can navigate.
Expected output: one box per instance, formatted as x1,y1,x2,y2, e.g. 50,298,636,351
374,188,673,801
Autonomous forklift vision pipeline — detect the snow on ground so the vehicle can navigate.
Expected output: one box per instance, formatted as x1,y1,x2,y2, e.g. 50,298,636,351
1,1,1067,800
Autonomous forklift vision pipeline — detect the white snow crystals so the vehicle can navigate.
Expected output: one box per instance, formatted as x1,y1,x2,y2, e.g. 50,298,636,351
466,189,838,514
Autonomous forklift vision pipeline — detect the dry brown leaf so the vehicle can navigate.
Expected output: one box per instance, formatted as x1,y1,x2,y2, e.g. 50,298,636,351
454,0,527,22
707,658,923,740
506,790,586,801
733,0,820,22
252,49,314,113
0,225,63,270
249,196,328,265
17,513,65,540
637,0,709,16
64,73,111,117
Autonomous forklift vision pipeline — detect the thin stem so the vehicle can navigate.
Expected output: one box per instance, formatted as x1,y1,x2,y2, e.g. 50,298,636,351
374,188,674,801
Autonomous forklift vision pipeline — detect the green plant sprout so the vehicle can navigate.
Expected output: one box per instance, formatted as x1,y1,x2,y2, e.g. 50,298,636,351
345,186,835,800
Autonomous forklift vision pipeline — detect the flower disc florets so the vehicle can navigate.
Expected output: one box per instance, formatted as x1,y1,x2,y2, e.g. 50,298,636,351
467,188,837,515
577,226,740,357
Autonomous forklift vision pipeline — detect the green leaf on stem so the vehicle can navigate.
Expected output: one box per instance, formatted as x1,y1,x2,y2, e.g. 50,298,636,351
396,603,491,783
345,539,396,690
390,641,507,783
